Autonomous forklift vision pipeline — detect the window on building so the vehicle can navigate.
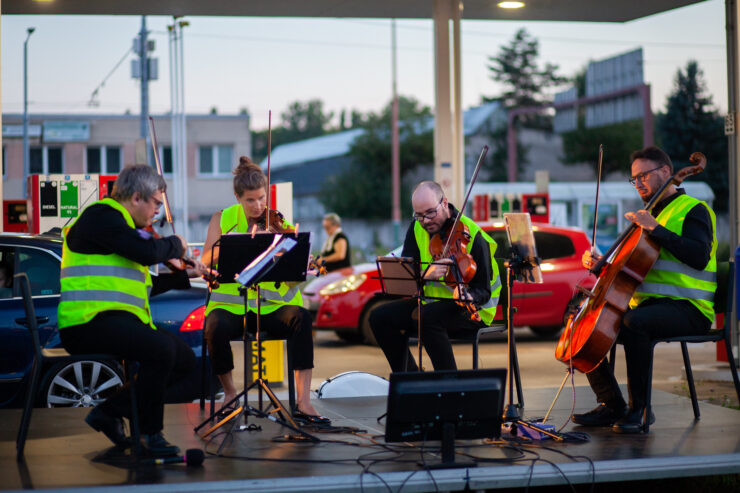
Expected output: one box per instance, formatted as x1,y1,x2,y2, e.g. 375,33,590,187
2,147,6,177
198,145,233,176
30,146,64,175
162,146,173,174
86,146,122,174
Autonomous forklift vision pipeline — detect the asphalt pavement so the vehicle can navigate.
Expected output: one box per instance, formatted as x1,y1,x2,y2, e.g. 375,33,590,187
227,327,737,407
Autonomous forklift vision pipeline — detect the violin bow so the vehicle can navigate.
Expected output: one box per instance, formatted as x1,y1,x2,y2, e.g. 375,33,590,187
265,110,271,233
148,116,176,234
440,145,489,257
591,144,604,253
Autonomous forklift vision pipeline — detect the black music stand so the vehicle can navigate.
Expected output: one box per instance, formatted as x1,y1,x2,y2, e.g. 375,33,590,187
195,234,318,449
376,256,471,372
501,213,562,441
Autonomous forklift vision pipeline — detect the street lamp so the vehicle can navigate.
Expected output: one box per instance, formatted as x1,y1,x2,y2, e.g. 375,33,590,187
23,27,36,194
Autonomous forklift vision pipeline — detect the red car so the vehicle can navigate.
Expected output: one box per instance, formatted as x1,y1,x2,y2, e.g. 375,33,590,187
302,222,597,344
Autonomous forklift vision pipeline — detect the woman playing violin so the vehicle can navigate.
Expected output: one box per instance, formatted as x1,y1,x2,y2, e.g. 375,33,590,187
572,146,716,434
369,180,501,371
202,157,329,425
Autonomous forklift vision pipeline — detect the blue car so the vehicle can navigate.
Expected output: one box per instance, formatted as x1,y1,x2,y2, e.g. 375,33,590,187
0,233,210,408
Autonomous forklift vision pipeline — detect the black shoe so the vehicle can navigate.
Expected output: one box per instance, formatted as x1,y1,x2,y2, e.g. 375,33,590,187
572,403,628,427
142,432,180,457
612,408,656,434
85,406,129,447
293,409,331,426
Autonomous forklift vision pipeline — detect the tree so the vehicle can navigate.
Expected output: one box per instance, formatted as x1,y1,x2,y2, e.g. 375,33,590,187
251,99,335,162
485,29,567,178
656,61,728,212
320,97,434,219
487,28,567,130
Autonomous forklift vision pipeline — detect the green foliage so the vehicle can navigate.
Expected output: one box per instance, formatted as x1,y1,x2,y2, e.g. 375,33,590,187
486,28,567,130
251,99,335,162
319,96,434,219
656,61,728,212
561,119,644,177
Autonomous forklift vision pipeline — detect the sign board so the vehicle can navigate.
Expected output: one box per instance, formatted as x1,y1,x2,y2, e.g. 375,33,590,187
585,48,644,128
2,125,42,138
42,121,90,142
553,87,578,133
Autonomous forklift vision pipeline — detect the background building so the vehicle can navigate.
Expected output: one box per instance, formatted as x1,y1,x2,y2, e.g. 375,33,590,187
2,112,251,240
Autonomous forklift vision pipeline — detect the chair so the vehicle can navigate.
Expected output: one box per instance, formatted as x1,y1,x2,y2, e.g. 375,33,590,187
610,261,740,433
401,258,524,405
14,273,141,461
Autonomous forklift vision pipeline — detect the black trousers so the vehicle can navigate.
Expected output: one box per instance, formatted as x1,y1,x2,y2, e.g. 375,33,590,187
586,297,711,411
369,298,485,372
204,305,314,375
59,311,196,435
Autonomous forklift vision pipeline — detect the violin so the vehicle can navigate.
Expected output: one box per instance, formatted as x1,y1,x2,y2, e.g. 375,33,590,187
555,151,707,373
428,220,480,321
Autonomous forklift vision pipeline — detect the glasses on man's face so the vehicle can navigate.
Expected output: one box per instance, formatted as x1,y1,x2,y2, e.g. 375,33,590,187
629,166,664,185
148,195,164,209
412,199,443,222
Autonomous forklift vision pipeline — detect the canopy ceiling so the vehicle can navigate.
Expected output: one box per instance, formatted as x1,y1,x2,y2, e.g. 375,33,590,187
3,0,707,22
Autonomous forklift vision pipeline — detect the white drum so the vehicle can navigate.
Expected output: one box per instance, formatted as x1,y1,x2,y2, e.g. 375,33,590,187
317,371,389,399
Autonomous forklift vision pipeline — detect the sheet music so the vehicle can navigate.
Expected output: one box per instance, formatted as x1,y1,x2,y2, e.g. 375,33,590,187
236,235,296,286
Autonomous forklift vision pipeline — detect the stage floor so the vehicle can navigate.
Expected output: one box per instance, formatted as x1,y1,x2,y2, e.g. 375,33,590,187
2,386,740,492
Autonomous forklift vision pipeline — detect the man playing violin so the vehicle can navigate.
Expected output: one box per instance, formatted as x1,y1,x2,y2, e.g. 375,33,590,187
574,146,716,433
370,180,501,372
202,157,329,425
59,164,212,456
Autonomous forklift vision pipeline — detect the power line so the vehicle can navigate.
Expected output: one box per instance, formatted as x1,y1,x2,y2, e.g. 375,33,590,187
87,45,134,107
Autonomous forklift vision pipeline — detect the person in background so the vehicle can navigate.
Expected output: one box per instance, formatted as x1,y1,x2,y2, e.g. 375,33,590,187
319,213,351,272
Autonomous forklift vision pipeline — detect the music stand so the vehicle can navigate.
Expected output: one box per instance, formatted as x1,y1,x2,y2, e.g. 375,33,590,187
501,214,562,440
195,234,318,447
376,256,470,372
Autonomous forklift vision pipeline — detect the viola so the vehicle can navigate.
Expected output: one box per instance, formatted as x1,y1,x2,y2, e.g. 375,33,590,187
428,220,481,321
555,152,707,373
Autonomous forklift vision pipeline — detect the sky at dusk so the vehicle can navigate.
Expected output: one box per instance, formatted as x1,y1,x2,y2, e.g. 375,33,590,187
1,0,727,130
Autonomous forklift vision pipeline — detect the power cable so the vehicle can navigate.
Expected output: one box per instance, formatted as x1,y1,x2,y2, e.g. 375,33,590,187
87,45,134,107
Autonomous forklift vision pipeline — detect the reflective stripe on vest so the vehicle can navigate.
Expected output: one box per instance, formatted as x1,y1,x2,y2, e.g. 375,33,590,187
413,214,501,325
58,198,155,329
205,203,303,317
630,194,717,321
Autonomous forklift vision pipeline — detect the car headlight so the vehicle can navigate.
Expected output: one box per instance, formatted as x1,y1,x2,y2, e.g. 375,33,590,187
319,273,367,295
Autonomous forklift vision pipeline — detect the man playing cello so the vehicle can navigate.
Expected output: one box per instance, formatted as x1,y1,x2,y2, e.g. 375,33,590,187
573,146,716,433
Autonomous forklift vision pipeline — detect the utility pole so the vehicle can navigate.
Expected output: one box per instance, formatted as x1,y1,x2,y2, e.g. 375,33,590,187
23,27,36,196
391,19,401,245
138,16,150,159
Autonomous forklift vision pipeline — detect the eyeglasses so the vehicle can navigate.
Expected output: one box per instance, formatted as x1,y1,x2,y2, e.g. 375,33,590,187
412,199,444,222
629,166,664,185
148,195,164,208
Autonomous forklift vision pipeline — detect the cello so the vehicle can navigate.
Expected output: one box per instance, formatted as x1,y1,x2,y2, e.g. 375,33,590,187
555,151,707,373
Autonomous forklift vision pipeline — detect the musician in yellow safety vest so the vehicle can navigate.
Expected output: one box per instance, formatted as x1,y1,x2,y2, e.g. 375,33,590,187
202,157,329,425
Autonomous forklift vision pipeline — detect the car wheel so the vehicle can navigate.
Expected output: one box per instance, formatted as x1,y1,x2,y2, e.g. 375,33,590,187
41,360,124,408
360,300,393,346
334,330,364,344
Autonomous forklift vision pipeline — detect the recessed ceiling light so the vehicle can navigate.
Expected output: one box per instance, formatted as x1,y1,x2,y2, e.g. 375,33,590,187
498,1,525,8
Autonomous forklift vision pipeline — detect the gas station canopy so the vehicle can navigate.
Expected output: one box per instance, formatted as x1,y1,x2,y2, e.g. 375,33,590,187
3,0,706,22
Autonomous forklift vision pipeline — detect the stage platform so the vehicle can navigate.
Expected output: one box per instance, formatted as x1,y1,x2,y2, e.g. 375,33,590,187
2,386,740,492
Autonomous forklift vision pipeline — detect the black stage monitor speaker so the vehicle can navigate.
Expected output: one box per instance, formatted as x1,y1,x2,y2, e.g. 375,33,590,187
385,368,507,467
